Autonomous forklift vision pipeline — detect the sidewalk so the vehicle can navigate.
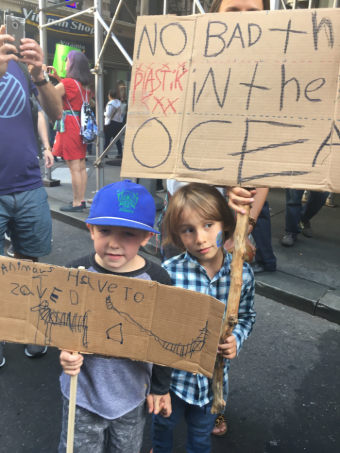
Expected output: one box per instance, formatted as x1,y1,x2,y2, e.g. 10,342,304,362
43,155,340,326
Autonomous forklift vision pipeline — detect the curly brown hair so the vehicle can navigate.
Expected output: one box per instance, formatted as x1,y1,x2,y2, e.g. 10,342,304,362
210,0,270,12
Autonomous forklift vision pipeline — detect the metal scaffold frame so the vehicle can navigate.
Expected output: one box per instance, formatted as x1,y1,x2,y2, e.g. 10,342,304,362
38,0,128,190
38,0,336,207
38,0,206,192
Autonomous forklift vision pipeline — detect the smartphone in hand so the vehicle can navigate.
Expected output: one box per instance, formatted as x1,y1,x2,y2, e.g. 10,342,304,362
5,15,25,56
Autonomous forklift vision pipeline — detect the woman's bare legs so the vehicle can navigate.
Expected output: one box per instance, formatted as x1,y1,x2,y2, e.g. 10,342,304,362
66,158,87,206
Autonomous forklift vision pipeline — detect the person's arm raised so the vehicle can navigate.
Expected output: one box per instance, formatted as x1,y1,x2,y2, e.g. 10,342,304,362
227,187,269,229
247,187,269,234
46,65,62,83
19,38,63,121
0,26,19,78
54,82,66,97
224,187,269,253
227,186,256,215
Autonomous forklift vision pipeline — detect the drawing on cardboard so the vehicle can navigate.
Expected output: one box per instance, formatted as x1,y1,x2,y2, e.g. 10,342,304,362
31,277,90,347
0,257,225,377
106,323,124,344
106,295,209,357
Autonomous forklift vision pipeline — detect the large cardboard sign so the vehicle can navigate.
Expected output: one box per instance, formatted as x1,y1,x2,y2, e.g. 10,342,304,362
121,9,340,192
0,257,224,378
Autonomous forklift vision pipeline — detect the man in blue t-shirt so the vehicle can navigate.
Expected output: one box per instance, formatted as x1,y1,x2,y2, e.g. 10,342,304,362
0,25,63,366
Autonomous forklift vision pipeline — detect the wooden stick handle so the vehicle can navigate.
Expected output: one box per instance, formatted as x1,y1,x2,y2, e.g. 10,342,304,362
67,353,78,453
211,205,250,414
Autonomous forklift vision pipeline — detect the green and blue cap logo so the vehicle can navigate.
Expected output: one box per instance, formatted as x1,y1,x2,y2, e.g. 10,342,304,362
85,180,159,234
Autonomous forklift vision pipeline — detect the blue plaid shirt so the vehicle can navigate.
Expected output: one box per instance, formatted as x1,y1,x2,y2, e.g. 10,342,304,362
162,251,256,407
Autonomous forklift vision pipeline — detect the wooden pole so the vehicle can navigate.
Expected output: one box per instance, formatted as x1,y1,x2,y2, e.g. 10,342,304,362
211,204,250,414
66,354,78,453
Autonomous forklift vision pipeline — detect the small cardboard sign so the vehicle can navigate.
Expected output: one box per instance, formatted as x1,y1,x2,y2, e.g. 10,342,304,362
121,9,340,192
0,257,225,378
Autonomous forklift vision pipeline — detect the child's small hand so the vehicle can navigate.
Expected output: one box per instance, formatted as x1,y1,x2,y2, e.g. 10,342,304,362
60,350,83,376
218,334,237,360
146,393,172,417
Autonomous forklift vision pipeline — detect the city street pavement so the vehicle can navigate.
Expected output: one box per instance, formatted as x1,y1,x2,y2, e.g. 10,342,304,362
1,219,340,453
42,152,340,325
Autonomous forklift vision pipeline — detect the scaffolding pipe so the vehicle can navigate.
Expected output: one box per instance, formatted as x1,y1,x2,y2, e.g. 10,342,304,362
39,0,52,182
37,1,134,192
39,7,94,28
94,0,105,190
194,0,205,14
163,0,167,15
95,12,133,66
292,0,297,9
140,0,149,15
94,0,125,71
94,125,126,167
123,1,137,23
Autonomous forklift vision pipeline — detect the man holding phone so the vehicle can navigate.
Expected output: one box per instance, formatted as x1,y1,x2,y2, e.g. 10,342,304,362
0,23,63,366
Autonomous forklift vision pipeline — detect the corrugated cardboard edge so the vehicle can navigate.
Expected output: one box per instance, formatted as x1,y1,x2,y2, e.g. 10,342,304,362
329,28,340,192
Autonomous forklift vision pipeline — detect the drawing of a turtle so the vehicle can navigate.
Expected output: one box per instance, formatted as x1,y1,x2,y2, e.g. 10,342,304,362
117,190,139,213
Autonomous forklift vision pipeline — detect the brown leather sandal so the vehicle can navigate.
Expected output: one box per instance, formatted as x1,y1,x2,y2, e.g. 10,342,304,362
211,414,227,437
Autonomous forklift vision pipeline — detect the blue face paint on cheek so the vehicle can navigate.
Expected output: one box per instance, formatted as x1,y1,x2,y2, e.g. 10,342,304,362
216,231,223,248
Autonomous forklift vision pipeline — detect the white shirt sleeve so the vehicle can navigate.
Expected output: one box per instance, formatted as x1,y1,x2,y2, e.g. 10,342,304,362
104,103,110,118
104,103,113,126
166,179,188,195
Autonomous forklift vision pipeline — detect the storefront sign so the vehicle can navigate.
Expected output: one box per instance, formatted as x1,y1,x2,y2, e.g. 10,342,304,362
22,7,94,37
48,37,94,61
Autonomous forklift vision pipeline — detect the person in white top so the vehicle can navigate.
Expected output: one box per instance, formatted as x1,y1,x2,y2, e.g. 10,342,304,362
104,90,123,158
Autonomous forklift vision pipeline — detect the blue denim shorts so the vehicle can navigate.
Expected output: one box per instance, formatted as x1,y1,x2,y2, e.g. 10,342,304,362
0,186,52,257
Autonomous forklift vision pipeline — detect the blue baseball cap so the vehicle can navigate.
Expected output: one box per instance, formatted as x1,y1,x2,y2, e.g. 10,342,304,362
85,180,159,234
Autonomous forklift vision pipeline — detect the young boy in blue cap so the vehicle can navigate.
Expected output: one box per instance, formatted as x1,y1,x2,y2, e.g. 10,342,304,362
58,180,172,453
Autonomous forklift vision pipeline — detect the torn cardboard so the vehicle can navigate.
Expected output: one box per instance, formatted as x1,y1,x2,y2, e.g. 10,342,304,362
0,257,225,378
121,9,340,192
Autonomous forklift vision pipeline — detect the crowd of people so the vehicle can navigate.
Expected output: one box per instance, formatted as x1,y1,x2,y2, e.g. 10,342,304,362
0,0,331,452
